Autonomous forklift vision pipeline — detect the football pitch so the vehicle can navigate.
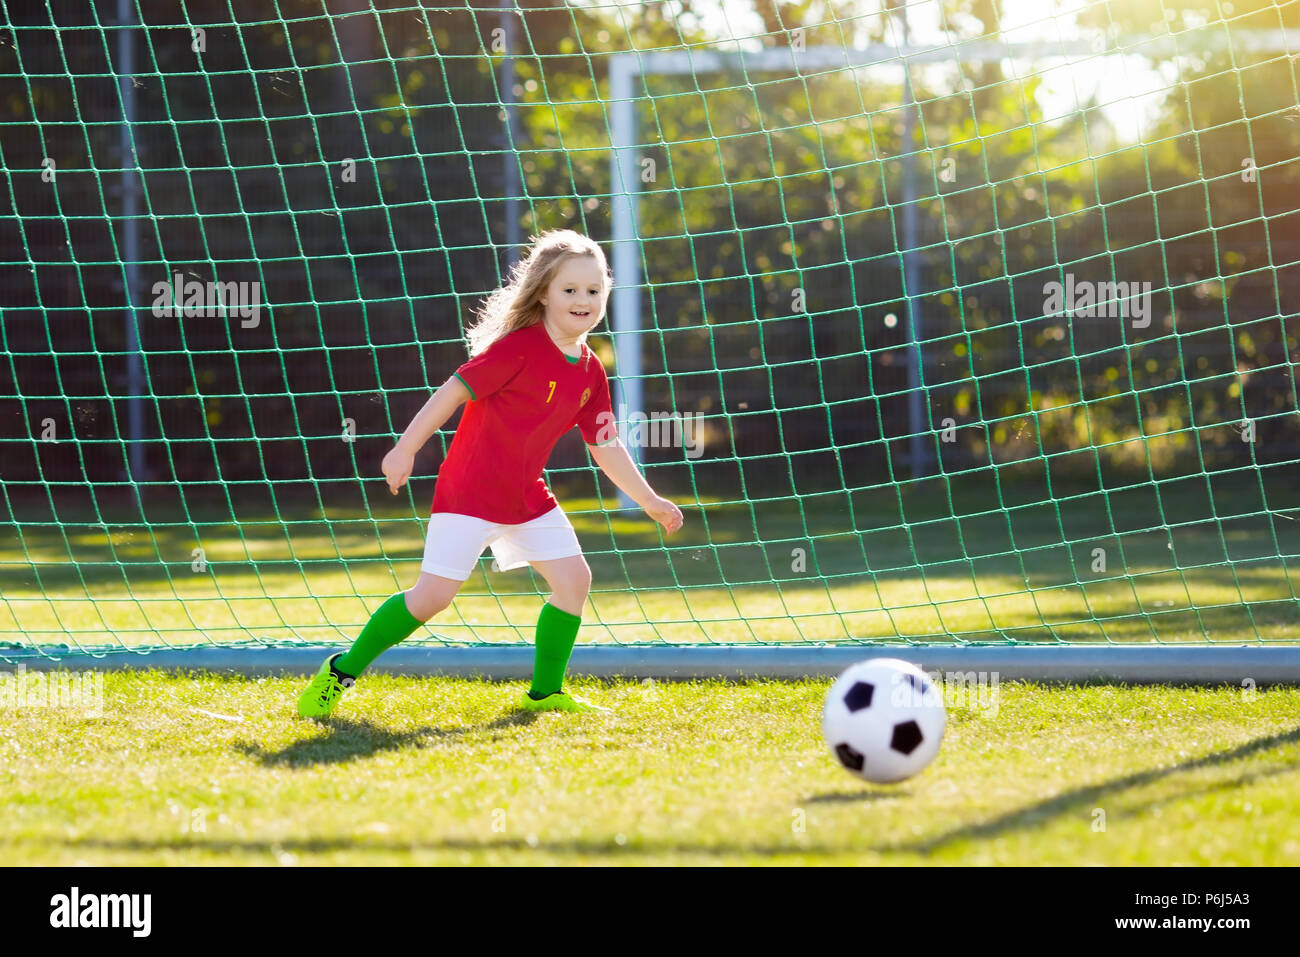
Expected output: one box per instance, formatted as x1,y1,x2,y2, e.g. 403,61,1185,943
3,673,1298,866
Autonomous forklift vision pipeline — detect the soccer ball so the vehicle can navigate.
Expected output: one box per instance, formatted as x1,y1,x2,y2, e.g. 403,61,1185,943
822,658,945,784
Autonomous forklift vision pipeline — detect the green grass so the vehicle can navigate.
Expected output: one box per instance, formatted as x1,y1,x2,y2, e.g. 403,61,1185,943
4,476,1298,865
3,476,1300,649
3,672,1298,865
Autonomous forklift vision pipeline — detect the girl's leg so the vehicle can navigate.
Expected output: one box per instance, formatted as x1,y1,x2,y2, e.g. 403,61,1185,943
525,555,592,698
335,573,462,677
402,572,464,621
530,554,592,616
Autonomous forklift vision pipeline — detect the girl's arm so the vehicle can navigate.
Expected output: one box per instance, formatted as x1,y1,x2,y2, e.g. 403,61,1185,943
587,438,684,534
382,375,472,494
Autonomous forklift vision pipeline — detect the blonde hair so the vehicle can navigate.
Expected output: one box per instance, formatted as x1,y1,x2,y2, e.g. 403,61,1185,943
465,229,612,357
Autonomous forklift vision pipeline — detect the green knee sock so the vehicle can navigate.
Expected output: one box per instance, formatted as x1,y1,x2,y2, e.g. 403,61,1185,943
335,592,423,677
529,602,582,698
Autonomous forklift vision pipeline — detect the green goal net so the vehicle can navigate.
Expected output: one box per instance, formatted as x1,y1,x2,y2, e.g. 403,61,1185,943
2,0,1299,662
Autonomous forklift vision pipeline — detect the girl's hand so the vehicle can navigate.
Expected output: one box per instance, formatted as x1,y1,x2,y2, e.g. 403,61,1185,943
644,495,683,534
382,445,415,495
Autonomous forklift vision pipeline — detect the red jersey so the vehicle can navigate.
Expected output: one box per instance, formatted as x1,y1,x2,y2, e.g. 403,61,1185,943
432,321,616,524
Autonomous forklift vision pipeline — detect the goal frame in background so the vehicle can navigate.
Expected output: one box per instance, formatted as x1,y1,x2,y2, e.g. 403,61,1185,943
8,15,1300,683
607,30,1300,488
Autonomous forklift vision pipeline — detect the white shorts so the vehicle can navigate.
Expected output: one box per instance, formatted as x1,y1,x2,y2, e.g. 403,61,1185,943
420,505,583,581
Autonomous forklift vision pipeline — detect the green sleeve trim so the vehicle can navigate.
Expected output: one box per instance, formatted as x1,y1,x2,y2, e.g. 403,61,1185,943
453,371,475,400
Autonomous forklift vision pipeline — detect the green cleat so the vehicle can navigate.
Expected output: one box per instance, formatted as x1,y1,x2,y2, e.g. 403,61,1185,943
517,690,610,714
297,653,355,718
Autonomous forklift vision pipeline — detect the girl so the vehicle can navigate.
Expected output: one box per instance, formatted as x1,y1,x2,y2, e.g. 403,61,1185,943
298,229,684,717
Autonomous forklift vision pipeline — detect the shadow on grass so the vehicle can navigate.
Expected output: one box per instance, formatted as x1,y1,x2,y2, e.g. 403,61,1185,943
21,729,1300,862
804,789,904,804
232,711,538,768
878,724,1300,855
27,833,866,860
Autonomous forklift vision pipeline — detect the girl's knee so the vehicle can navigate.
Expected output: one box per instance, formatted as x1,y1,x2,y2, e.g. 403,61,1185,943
404,580,454,621
412,605,438,623
553,560,592,606
402,593,435,622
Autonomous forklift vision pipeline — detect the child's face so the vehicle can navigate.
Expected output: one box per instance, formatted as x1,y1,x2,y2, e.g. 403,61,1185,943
539,255,608,341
